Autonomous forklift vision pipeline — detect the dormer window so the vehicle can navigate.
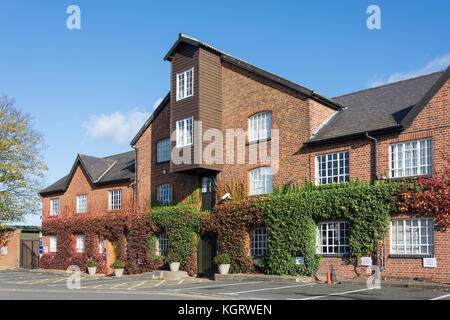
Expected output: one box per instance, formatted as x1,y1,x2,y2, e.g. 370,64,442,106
176,67,194,101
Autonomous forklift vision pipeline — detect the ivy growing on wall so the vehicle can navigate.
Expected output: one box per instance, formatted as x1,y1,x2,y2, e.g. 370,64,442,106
206,180,404,276
150,205,204,276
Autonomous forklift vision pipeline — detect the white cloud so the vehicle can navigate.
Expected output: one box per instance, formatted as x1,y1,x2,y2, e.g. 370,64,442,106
368,53,450,88
83,109,150,144
153,97,163,110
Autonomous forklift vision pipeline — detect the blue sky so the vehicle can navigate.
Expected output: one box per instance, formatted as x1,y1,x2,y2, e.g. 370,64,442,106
1,0,449,226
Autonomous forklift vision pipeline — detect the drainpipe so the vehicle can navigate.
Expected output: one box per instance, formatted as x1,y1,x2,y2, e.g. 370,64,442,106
365,132,387,272
365,132,378,180
132,145,138,211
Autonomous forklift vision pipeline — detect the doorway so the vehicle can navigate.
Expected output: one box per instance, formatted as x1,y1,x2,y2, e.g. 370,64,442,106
201,176,216,212
197,232,218,278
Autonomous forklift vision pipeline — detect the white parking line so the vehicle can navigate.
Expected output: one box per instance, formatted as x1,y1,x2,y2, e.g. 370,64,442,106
430,293,450,300
127,280,148,290
220,283,315,295
291,287,377,300
168,281,262,292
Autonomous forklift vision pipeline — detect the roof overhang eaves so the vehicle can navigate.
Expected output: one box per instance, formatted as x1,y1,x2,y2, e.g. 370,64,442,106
305,125,404,147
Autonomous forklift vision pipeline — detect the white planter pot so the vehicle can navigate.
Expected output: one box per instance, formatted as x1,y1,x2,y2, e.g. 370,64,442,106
218,264,230,275
88,267,97,275
170,262,180,272
114,268,124,278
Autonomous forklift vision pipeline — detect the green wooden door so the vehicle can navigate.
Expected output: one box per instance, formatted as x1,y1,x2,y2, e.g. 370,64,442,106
198,233,217,277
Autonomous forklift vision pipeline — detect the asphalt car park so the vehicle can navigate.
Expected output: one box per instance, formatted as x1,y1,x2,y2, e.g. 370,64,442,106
0,269,449,300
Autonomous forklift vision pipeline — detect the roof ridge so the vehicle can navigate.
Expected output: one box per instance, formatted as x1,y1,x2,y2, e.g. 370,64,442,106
333,70,446,99
102,150,135,159
168,34,343,110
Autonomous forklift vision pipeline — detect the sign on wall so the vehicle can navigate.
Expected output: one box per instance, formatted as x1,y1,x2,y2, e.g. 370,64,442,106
361,257,372,266
1,247,7,255
423,258,437,268
295,257,305,265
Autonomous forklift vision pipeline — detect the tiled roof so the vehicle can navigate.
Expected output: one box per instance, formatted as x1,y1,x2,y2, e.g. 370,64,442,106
307,68,449,144
39,151,135,196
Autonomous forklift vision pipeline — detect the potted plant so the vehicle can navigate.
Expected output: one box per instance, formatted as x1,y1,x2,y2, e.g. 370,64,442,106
213,253,231,275
110,260,125,278
166,250,181,272
86,260,99,276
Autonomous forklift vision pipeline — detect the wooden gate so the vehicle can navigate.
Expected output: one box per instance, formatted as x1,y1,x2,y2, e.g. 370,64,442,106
20,239,39,269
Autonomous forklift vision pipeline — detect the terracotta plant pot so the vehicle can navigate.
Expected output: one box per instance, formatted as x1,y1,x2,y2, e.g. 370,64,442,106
114,268,124,278
169,262,180,272
218,264,231,275
88,267,97,276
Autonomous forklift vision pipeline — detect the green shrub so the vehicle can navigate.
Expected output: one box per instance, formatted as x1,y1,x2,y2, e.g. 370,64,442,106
213,253,231,265
110,260,125,269
86,260,99,268
166,250,181,263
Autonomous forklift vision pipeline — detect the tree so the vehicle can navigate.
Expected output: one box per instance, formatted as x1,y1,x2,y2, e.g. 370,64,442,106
0,95,47,228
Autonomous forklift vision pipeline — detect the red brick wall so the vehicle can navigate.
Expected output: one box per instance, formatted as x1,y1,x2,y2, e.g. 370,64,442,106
311,80,450,282
218,61,336,190
135,100,199,209
41,165,134,220
0,230,21,268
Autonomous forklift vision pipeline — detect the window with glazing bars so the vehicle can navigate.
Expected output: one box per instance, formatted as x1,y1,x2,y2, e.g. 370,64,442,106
108,190,122,210
176,117,193,147
249,112,272,142
158,233,169,256
157,139,170,163
317,222,350,255
316,151,349,185
157,184,173,206
77,194,87,213
76,234,85,253
50,235,57,253
50,198,60,216
249,167,273,196
176,68,194,101
250,228,268,257
390,218,434,255
390,139,433,178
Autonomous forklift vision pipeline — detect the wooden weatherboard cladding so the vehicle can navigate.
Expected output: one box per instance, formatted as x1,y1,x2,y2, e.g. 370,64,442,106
170,43,223,173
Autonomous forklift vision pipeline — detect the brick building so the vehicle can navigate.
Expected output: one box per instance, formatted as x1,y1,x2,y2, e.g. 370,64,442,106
41,34,449,281
39,151,135,272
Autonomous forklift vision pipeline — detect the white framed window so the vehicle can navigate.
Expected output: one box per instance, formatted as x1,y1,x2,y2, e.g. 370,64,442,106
108,190,122,210
157,184,173,206
157,233,169,256
317,221,350,255
157,139,170,163
99,236,104,254
50,235,57,253
249,112,272,142
390,138,433,178
176,117,193,147
250,228,268,257
50,198,60,216
249,167,273,196
76,194,88,213
390,218,434,255
76,235,85,254
176,67,194,101
316,151,350,185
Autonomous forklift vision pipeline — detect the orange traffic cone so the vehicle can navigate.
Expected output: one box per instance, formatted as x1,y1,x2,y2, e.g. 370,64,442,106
326,272,331,284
